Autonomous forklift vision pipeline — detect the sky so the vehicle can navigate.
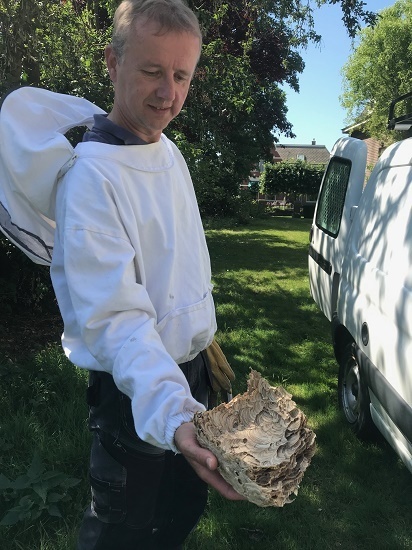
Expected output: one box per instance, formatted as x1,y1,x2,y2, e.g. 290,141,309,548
279,0,396,153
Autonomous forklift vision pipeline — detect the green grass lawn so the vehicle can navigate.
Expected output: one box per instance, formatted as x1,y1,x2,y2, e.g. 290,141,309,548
1,216,411,549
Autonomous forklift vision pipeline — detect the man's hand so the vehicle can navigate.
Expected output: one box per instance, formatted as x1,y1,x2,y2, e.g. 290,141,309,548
174,422,245,501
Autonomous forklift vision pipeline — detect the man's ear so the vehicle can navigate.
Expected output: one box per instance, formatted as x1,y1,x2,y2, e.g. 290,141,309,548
105,44,118,83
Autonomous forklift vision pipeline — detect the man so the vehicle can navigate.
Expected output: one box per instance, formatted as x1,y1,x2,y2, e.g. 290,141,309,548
50,0,242,549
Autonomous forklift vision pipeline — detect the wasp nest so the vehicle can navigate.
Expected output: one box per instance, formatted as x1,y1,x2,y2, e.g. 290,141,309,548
193,370,316,507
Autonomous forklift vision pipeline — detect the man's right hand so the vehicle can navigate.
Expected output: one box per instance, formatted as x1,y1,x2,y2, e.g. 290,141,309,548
174,422,245,501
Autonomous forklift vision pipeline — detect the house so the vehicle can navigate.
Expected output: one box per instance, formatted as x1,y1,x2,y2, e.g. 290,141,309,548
244,140,330,207
271,140,330,164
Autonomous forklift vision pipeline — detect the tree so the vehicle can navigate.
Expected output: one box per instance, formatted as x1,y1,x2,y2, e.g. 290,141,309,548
0,0,378,216
261,160,325,202
0,0,42,91
172,0,377,216
341,0,412,145
0,1,112,103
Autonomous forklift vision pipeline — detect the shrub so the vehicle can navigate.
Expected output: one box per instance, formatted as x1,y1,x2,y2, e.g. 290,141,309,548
0,235,55,314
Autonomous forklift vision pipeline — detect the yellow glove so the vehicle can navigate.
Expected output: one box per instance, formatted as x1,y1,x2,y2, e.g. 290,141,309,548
205,339,235,398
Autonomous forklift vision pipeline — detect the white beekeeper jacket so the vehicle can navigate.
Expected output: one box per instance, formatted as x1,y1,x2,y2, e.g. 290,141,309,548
0,87,216,452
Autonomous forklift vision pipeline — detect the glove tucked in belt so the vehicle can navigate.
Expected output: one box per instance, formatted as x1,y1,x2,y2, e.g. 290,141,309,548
205,339,235,402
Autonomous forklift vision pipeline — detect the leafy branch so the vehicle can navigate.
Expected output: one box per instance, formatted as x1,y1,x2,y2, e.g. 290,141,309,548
0,452,80,526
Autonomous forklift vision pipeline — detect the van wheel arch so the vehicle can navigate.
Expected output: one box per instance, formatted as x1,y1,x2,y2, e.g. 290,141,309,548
337,340,378,440
332,323,353,364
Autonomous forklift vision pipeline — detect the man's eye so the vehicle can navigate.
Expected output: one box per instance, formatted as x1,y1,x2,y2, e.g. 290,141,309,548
143,70,159,77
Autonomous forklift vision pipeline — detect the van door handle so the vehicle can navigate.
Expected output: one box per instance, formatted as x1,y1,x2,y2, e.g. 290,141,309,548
350,205,358,221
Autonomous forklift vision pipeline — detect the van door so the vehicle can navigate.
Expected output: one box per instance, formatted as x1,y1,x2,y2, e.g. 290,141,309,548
308,137,367,321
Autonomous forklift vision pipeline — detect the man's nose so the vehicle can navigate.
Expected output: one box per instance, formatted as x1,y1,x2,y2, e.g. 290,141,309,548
157,75,175,101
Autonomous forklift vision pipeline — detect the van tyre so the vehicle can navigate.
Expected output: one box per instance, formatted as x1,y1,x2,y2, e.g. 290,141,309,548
338,342,377,440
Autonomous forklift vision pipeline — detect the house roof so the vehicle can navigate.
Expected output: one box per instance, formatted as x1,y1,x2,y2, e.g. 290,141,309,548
271,143,330,164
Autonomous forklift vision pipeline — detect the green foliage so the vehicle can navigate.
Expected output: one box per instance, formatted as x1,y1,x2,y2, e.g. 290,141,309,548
0,0,379,193
317,0,377,38
168,12,298,213
0,235,55,314
38,1,112,108
0,0,43,92
0,1,112,104
0,343,89,545
0,453,80,526
261,160,324,200
248,180,260,195
341,0,412,144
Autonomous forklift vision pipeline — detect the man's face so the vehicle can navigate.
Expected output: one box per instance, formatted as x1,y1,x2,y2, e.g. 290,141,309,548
105,19,201,143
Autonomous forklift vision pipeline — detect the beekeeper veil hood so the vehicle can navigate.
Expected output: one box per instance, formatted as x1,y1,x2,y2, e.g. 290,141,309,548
0,87,105,265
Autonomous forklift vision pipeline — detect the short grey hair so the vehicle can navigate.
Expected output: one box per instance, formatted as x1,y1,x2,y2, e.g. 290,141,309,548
111,0,202,60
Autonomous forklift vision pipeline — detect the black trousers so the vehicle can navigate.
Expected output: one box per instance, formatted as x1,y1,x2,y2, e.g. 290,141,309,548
77,352,211,550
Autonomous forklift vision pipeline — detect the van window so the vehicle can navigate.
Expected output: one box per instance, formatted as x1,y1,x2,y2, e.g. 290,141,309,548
316,157,351,238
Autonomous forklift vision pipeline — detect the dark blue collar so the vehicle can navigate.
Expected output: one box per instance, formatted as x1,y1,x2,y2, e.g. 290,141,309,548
83,114,147,145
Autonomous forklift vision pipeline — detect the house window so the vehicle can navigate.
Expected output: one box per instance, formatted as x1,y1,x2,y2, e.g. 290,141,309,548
297,154,306,161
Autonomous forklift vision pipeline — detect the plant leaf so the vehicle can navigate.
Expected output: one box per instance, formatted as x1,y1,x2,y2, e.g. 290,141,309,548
47,503,62,518
61,477,81,489
47,492,64,503
18,495,34,510
12,474,30,490
33,483,48,503
0,510,21,526
0,473,12,490
27,453,45,480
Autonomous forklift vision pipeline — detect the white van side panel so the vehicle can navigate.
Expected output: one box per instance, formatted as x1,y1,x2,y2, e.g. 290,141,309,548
338,141,412,411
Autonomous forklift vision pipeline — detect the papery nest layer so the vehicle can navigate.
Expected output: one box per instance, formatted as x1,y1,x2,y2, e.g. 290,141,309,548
194,370,316,507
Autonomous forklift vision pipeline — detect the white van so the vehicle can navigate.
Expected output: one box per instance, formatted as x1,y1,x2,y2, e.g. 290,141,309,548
308,96,412,474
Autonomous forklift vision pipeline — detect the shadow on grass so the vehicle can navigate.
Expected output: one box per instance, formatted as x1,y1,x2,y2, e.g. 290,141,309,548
189,217,412,550
206,218,333,409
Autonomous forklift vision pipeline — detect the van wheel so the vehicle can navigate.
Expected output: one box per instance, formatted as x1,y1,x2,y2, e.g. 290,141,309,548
338,342,376,440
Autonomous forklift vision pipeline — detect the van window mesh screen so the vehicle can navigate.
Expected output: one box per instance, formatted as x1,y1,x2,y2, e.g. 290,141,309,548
315,158,351,237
